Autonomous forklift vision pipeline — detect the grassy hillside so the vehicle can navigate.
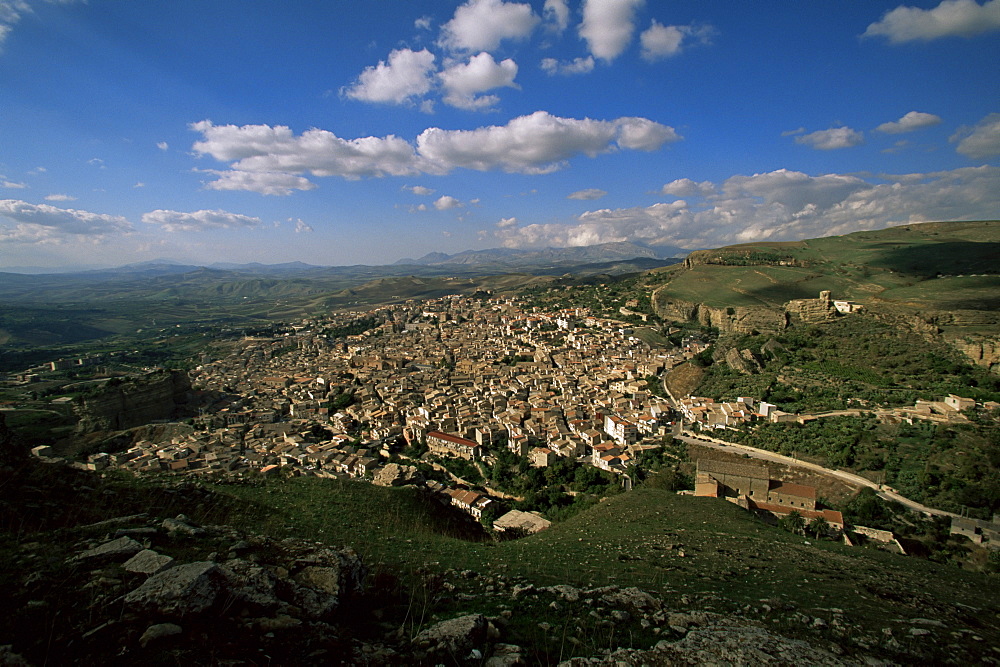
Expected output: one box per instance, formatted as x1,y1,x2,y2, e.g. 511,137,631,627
651,220,1000,312
2,457,997,664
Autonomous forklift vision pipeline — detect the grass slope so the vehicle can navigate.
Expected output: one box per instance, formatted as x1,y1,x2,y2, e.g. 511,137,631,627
653,220,1000,312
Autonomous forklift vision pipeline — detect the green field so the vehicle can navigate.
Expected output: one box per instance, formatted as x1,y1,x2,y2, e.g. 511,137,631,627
651,220,1000,311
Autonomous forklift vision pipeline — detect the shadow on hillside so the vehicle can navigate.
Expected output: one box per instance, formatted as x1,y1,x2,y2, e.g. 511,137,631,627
743,283,823,305
868,242,1000,278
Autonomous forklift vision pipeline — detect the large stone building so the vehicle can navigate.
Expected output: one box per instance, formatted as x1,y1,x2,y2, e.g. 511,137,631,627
426,431,482,460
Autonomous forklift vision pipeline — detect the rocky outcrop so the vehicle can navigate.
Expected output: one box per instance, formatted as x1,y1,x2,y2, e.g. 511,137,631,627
652,294,787,335
786,290,838,324
950,336,1000,374
724,347,763,375
74,370,192,433
372,463,424,487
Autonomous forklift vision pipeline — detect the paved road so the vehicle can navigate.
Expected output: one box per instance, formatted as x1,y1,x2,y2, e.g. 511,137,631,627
676,432,960,519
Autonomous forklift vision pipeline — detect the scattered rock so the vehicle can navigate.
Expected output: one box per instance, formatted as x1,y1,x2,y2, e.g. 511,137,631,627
413,614,489,656
125,561,224,616
139,623,182,648
73,536,144,564
124,549,174,576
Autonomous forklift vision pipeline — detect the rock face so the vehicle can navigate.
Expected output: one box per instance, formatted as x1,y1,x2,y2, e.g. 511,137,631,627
74,370,191,433
951,336,1000,374
372,463,424,487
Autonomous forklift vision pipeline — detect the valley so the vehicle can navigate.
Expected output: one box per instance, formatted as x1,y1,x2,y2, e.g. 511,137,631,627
0,221,998,664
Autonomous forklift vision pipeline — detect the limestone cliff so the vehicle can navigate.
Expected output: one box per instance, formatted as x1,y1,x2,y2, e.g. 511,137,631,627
652,294,787,335
75,370,192,433
950,336,1000,374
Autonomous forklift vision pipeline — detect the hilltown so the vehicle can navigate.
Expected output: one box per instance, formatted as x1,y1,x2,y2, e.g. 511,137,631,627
41,293,990,538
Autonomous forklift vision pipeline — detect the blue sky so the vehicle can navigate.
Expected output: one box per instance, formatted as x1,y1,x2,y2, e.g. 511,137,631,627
1,0,998,270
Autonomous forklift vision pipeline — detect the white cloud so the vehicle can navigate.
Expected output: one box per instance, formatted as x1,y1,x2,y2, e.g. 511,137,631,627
496,216,519,228
0,199,132,243
660,178,715,198
342,48,436,105
494,166,1000,249
794,127,864,150
191,120,427,186
579,0,644,62
568,188,607,200
44,193,76,201
2,179,26,189
197,169,319,196
157,141,169,151
543,0,570,32
404,185,435,195
864,0,1000,43
876,111,943,134
951,112,1000,159
434,195,463,210
540,56,595,75
640,21,683,60
191,113,678,191
415,15,432,30
439,52,518,110
439,0,540,52
639,21,715,61
141,208,263,233
133,182,145,188
416,111,679,174
293,218,314,233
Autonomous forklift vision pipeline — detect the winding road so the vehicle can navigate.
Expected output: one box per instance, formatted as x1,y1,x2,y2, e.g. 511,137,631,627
675,431,960,519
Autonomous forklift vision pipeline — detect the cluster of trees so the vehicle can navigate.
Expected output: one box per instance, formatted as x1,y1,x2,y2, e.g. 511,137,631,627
732,415,1000,518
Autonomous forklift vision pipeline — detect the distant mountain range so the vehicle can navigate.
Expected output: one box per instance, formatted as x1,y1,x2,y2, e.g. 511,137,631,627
395,241,690,267
1,242,691,277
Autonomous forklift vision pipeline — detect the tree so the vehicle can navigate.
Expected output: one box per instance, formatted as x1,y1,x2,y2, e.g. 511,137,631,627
807,516,830,539
779,510,806,536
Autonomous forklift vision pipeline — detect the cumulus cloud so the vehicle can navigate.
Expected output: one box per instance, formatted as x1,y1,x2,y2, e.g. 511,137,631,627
292,218,314,233
864,0,1000,43
342,48,436,105
951,112,1000,159
404,185,435,195
794,127,864,150
439,52,518,110
568,188,607,200
44,193,76,201
434,195,463,210
540,56,595,75
543,0,570,32
876,111,943,134
0,199,132,243
660,178,715,198
190,113,679,191
495,167,1000,250
417,111,679,173
141,208,263,233
579,0,644,62
415,15,432,30
639,21,714,61
191,120,427,189
439,0,540,52
157,141,169,151
196,169,319,196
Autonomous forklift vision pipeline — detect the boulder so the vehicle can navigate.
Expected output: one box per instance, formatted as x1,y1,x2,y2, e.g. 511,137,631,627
125,561,224,616
124,549,174,576
139,623,182,648
74,536,145,564
372,463,424,487
413,614,489,656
